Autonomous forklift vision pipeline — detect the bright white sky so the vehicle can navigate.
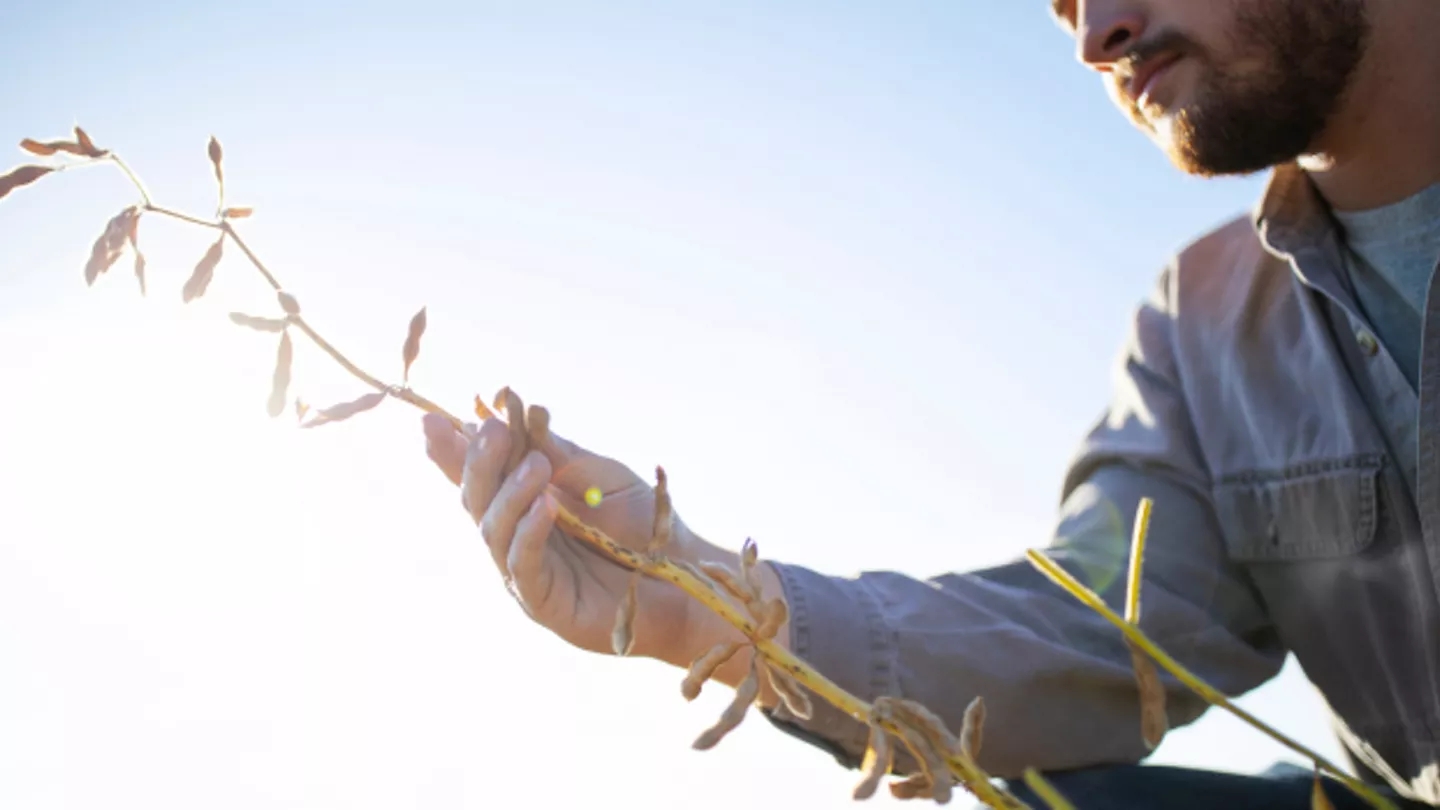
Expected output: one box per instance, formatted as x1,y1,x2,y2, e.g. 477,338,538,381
2,3,1344,808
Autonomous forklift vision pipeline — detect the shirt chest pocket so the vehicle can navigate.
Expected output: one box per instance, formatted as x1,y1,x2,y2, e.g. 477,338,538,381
1211,454,1384,562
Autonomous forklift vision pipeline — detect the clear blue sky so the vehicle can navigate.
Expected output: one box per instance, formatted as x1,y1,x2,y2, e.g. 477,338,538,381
1,3,1333,808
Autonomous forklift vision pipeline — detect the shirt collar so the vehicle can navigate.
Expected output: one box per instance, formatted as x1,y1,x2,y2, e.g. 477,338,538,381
1251,161,1338,260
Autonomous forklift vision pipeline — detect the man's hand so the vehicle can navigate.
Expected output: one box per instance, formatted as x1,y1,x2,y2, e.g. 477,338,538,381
422,412,700,658
421,410,792,705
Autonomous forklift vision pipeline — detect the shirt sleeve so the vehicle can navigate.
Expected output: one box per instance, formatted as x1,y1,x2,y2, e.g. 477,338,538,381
761,266,1288,779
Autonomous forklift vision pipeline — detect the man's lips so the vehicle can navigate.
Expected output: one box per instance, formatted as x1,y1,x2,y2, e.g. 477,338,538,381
1128,52,1185,108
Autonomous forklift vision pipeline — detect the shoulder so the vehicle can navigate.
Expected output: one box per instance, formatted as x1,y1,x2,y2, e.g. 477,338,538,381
1165,213,1281,321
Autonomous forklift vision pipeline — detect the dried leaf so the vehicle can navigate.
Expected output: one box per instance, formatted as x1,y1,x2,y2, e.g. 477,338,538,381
1127,639,1168,750
182,234,225,302
1312,768,1335,810
126,211,146,295
277,290,301,316
692,659,760,751
221,206,253,219
853,722,894,800
680,641,743,701
400,306,426,383
84,206,139,286
73,127,105,158
650,465,672,554
960,696,985,760
267,331,293,418
611,571,640,656
300,391,388,428
0,164,54,201
229,312,289,333
762,663,813,720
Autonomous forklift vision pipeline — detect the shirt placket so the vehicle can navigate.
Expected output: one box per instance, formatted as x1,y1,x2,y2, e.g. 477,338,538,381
1416,255,1440,547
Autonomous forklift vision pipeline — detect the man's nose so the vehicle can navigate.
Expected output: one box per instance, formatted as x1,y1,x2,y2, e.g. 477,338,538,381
1076,4,1147,70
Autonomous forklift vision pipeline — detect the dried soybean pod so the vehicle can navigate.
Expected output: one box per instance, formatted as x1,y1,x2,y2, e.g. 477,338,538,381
229,312,289,333
681,641,743,701
83,205,138,286
18,139,59,156
300,391,388,428
401,306,426,382
650,465,672,554
698,561,753,603
0,164,54,201
881,707,952,805
277,290,301,316
267,331,293,418
208,135,224,194
961,696,986,760
889,697,961,755
1127,639,1168,750
691,658,760,751
762,663,813,720
888,773,936,801
183,234,225,302
74,126,105,157
473,394,496,421
755,597,788,640
740,537,760,592
611,572,640,656
852,721,894,800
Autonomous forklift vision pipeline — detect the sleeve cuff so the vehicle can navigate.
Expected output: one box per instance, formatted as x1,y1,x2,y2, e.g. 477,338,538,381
760,561,897,770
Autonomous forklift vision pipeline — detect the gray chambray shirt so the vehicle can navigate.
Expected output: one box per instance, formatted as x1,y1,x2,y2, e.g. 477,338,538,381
760,163,1440,805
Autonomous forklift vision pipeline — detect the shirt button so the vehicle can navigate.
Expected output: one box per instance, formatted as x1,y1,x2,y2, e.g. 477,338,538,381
1356,329,1379,356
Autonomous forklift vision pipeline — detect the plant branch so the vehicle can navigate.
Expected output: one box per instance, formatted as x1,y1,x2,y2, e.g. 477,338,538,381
1025,549,1397,810
92,142,1024,808
109,154,153,208
146,203,221,230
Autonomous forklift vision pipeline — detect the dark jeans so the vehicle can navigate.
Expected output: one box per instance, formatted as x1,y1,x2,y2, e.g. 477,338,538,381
998,764,1430,810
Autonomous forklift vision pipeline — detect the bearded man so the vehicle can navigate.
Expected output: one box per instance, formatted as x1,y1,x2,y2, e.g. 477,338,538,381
422,2,1440,807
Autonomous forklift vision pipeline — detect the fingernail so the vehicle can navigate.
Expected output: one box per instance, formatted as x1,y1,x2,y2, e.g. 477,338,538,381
515,454,534,479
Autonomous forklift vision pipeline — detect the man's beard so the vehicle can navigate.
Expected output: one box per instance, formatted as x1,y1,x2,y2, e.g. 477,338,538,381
1122,0,1370,177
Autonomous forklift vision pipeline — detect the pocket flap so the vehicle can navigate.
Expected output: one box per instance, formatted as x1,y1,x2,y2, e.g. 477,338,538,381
1213,455,1383,561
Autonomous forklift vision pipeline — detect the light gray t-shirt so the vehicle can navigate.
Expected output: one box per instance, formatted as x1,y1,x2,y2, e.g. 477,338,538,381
1332,182,1440,390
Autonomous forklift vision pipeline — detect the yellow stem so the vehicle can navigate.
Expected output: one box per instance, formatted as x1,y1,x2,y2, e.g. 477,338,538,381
1024,549,1398,810
1021,769,1079,810
1125,498,1152,625
554,501,1025,807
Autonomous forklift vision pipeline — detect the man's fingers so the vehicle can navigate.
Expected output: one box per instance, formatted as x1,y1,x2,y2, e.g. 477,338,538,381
423,413,469,486
460,418,513,524
508,489,558,611
479,449,552,571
